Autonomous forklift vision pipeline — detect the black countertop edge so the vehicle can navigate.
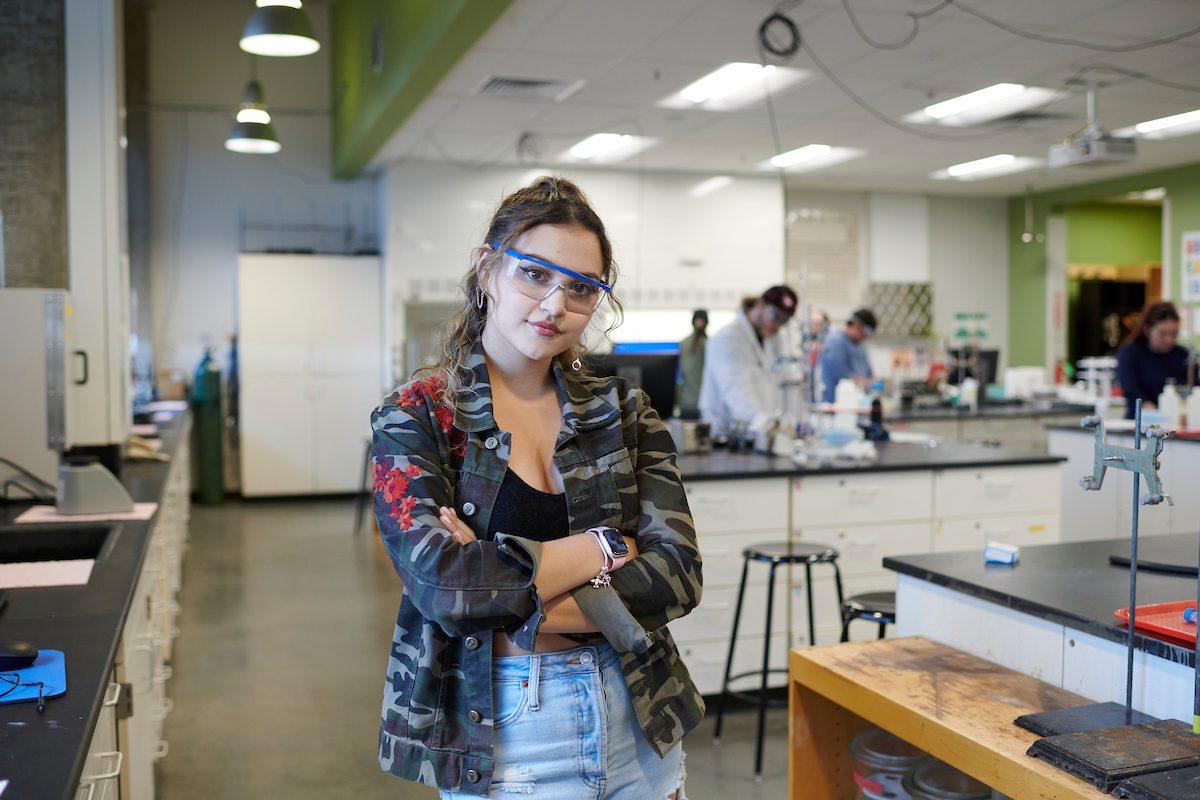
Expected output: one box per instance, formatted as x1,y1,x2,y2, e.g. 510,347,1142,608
677,442,1064,483
883,539,1198,668
0,412,187,800
888,403,1094,423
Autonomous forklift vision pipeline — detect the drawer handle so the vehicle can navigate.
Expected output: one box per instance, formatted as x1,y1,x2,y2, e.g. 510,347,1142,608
92,751,124,781
154,696,175,721
984,480,1014,492
848,487,880,497
102,681,121,708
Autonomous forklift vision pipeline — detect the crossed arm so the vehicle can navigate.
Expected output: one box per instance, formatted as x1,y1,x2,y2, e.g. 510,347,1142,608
437,504,638,634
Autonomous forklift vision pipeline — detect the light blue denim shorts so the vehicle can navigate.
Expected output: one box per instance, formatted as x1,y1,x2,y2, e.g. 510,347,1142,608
440,638,687,799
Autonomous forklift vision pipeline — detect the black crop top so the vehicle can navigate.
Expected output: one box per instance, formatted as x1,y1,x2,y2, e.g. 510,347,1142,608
484,469,569,542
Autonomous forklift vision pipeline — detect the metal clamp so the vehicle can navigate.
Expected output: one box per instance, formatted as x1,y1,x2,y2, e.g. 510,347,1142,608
1078,416,1173,506
101,681,121,709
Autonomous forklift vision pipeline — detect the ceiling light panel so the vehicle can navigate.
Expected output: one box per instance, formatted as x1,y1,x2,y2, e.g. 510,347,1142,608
1115,109,1200,140
562,133,659,164
759,145,866,172
904,83,1057,127
660,62,811,111
930,154,1042,181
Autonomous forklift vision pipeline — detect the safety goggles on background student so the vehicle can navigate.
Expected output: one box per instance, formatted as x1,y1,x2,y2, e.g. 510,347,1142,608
493,245,612,315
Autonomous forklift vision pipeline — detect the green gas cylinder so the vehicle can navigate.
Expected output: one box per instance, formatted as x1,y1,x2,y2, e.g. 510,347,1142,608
191,348,224,504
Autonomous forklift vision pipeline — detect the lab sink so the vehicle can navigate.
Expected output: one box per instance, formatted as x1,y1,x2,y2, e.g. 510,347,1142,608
0,524,115,564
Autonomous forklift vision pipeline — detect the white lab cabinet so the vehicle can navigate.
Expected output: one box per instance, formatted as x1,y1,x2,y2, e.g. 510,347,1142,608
671,461,1063,695
237,254,386,497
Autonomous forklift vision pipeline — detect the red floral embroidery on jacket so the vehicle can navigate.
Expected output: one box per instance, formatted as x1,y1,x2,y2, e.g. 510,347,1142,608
376,374,465,531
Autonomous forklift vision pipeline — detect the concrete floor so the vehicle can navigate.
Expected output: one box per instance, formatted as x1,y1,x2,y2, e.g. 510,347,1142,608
159,498,791,799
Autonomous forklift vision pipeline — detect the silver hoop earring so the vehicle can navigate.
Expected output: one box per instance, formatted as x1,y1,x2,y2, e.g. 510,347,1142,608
476,288,485,309
571,358,582,371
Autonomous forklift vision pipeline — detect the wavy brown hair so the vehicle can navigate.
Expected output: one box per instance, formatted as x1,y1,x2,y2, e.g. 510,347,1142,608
1125,301,1180,346
423,175,624,400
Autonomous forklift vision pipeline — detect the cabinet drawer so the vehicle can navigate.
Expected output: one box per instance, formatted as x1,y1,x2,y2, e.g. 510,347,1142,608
792,472,933,528
933,514,1059,553
678,634,791,695
793,521,933,577
934,465,1059,519
696,530,807,588
685,478,789,537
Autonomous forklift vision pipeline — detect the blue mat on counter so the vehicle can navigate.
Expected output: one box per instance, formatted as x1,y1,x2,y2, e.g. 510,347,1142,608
0,649,66,705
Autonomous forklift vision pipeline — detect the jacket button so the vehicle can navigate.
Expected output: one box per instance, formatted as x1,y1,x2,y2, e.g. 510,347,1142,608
484,436,498,450
467,769,481,783
465,636,479,650
468,709,482,723
461,501,477,516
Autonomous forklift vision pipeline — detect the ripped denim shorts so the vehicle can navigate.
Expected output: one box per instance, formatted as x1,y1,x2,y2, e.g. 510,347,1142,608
440,638,687,799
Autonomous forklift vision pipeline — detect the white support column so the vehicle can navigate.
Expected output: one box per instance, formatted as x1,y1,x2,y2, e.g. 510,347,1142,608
65,0,130,447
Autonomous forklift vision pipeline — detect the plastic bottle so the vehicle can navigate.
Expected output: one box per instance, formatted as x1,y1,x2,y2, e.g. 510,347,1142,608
1158,378,1182,428
1187,386,1200,430
960,377,979,412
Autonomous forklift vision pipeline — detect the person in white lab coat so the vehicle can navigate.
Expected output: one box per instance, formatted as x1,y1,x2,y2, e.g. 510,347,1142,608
699,285,798,440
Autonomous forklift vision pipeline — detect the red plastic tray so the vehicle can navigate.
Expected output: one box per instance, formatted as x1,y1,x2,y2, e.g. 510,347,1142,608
1114,600,1198,648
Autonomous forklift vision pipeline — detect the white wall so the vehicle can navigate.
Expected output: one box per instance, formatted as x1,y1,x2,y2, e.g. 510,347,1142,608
146,0,379,376
383,161,784,376
928,195,1009,362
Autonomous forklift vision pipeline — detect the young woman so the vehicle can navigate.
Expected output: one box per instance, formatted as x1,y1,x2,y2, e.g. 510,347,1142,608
371,176,703,798
1116,301,1196,418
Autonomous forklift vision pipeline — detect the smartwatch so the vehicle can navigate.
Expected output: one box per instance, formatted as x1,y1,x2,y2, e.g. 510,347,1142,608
587,526,629,573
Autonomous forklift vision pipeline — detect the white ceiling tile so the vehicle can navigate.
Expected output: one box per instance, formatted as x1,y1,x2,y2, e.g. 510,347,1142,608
526,0,699,58
1048,0,1200,40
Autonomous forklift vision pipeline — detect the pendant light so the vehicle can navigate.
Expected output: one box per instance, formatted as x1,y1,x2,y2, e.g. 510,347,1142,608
225,75,281,154
240,0,320,57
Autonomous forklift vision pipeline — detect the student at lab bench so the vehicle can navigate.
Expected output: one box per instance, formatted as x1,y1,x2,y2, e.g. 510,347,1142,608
817,307,877,404
1116,301,1198,419
370,176,701,799
698,284,798,439
676,308,708,417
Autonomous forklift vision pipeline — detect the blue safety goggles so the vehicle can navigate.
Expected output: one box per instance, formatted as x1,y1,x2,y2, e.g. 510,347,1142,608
491,244,612,314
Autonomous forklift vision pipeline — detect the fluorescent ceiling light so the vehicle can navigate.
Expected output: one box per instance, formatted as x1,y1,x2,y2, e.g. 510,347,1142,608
660,63,810,111
689,176,733,197
569,133,630,159
1114,108,1200,140
681,63,772,104
758,145,866,173
904,83,1056,127
930,154,1042,181
1124,188,1166,201
562,133,658,164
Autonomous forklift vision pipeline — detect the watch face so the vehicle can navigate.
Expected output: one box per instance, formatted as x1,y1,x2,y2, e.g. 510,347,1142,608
601,528,629,557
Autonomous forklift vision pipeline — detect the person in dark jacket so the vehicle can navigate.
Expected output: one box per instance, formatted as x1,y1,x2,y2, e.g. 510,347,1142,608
676,309,708,417
370,176,701,798
1116,301,1196,418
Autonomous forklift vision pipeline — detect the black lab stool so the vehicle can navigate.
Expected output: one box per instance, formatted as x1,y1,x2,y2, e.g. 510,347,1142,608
839,591,896,642
711,541,843,782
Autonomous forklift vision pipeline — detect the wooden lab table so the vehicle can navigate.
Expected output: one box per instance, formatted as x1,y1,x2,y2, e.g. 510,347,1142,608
789,637,1110,800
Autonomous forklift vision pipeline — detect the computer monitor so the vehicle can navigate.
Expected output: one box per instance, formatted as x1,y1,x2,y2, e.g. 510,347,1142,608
585,350,679,419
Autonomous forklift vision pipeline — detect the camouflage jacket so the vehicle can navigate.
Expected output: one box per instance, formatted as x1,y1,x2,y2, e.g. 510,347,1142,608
371,348,705,795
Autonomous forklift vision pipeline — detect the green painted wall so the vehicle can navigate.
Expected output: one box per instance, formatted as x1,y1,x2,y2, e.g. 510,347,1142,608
1007,161,1200,366
1065,203,1162,265
330,1,514,179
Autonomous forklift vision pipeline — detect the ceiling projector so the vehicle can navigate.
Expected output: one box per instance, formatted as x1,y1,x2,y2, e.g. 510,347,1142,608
1048,82,1136,168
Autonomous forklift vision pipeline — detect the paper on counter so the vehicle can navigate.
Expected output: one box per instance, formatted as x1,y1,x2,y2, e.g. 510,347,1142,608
0,559,94,588
14,502,158,524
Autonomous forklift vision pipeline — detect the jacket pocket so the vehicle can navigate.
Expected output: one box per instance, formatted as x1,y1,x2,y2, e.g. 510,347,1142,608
593,447,638,529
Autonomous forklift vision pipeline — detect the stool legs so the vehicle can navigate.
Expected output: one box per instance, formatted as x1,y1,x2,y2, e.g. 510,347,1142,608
878,621,887,640
839,607,852,643
754,562,778,784
712,557,750,744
